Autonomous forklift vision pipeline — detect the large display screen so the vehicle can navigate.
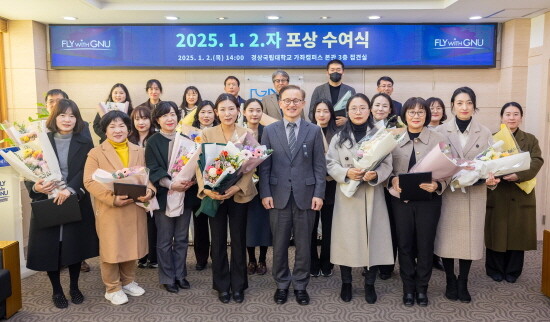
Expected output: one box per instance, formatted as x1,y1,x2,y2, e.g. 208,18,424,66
49,24,497,69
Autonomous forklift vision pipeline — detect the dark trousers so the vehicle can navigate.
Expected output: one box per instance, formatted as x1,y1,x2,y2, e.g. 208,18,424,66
193,211,210,266
270,193,316,291
209,198,248,293
485,248,525,278
379,189,397,275
341,266,377,285
391,195,441,293
154,208,192,284
139,214,158,264
310,203,334,274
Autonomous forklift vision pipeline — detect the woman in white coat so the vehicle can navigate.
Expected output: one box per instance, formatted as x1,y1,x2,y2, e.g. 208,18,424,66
327,93,394,304
435,87,500,303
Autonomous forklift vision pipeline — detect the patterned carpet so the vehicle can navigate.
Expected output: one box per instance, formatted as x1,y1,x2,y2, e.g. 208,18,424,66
11,243,550,322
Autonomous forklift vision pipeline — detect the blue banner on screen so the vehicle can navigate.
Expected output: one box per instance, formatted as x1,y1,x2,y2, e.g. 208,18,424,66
49,24,496,69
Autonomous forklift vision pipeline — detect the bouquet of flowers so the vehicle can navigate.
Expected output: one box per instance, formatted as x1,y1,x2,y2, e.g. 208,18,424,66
97,101,129,117
164,132,202,217
389,142,464,198
450,138,531,190
0,132,64,197
92,166,159,212
0,120,45,145
234,131,273,175
197,142,245,217
340,121,407,198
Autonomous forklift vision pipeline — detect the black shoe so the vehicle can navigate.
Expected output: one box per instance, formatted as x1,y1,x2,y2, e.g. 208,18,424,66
163,283,179,293
321,268,333,277
403,293,415,307
364,284,377,304
445,275,458,301
416,293,428,307
433,256,444,271
340,283,352,302
274,289,289,304
379,272,391,280
457,275,471,303
505,275,517,283
294,290,310,305
147,262,158,269
52,293,68,309
176,279,190,289
137,261,148,269
488,273,504,282
310,269,321,277
233,291,244,303
69,289,84,304
218,291,231,303
195,263,207,271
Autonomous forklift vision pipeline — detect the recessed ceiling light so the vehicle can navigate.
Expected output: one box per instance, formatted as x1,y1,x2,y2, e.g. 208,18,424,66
267,16,280,20
217,17,227,20
469,16,483,20
165,16,179,21
321,16,330,20
63,17,77,21
368,15,381,20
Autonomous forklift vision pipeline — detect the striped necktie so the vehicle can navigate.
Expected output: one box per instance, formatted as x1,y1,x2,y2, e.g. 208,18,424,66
287,122,297,155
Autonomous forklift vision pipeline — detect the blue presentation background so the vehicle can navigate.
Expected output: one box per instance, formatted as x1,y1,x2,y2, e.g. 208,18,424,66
49,24,496,68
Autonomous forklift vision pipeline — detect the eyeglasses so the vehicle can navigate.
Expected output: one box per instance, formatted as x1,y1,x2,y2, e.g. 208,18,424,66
349,106,369,113
406,110,426,117
280,98,303,105
273,79,289,84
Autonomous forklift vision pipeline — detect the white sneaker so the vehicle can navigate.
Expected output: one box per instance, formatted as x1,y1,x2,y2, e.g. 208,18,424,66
105,290,128,305
122,281,145,297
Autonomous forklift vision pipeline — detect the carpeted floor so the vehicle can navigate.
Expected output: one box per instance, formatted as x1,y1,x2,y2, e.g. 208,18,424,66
11,242,550,322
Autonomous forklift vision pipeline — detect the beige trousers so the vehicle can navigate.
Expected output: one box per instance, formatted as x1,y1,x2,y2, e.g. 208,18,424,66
100,260,136,293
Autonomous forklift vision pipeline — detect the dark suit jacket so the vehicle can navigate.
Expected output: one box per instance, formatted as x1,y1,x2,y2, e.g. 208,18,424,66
259,119,327,210
26,132,99,271
309,82,356,120
144,132,171,211
392,99,402,118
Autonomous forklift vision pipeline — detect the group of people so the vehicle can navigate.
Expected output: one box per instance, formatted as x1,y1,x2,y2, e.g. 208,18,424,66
24,59,543,310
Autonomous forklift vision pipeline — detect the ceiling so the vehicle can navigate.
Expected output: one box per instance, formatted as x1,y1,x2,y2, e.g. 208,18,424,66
0,0,549,24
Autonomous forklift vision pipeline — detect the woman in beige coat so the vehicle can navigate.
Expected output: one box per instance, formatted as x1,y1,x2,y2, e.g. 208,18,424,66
327,93,394,304
84,111,156,306
435,87,499,303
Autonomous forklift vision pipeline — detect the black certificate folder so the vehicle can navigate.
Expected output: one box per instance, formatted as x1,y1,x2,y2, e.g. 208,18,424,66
113,182,146,201
399,172,433,201
31,194,82,229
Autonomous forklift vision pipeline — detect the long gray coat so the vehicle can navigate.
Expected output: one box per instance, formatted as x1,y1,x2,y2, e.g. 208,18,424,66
327,132,394,268
435,117,493,260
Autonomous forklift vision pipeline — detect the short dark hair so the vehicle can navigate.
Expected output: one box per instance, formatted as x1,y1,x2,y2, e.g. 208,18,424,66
500,101,524,117
224,76,240,87
377,76,394,87
128,105,155,145
338,93,373,148
451,86,478,111
151,101,181,129
425,97,447,124
46,99,85,134
370,92,394,116
214,93,240,110
145,79,163,93
401,97,432,127
45,89,69,101
192,100,219,128
279,85,306,100
100,110,131,134
326,59,344,70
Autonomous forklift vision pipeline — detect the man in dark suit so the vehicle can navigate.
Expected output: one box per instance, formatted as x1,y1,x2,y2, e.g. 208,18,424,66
376,76,402,117
224,76,246,106
260,85,326,306
309,59,356,125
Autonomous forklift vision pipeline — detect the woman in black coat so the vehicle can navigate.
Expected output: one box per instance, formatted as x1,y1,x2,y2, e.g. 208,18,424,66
25,99,99,309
